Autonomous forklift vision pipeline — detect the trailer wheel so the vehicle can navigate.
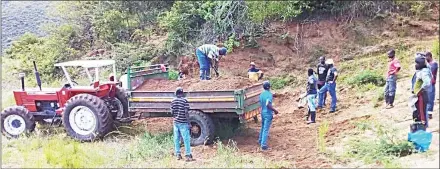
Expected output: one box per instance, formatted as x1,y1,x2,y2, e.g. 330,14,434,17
189,110,215,146
63,94,113,141
1,106,35,138
110,87,131,121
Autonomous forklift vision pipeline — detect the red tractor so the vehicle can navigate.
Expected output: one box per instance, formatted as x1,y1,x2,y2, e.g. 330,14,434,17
1,60,129,141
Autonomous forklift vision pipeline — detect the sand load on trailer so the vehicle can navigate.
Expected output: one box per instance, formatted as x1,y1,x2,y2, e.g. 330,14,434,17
135,76,255,91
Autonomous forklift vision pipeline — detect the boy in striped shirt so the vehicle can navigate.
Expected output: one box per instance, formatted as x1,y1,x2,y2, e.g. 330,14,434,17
171,87,193,161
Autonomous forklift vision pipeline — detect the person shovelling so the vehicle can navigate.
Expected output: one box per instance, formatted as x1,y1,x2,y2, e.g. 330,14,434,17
195,44,227,80
410,53,433,129
305,68,318,124
384,49,401,109
248,62,264,81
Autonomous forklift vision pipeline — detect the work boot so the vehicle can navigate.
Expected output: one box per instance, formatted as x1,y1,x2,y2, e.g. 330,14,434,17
310,111,316,123
261,145,269,151
185,154,194,162
385,104,394,109
176,154,182,160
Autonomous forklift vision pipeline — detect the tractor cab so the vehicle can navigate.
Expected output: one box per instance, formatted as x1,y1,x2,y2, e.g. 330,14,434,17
54,59,119,89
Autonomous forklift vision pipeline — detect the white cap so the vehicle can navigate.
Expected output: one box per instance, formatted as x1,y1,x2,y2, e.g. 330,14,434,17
250,62,255,65
325,59,334,64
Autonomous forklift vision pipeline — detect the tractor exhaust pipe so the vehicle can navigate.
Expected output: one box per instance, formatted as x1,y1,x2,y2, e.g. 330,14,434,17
19,73,25,91
33,61,42,91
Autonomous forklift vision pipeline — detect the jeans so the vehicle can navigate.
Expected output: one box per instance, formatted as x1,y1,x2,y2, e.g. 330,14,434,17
196,49,211,80
427,84,436,112
173,122,191,156
199,69,211,80
384,75,397,105
307,94,317,112
317,81,326,105
258,114,273,148
318,82,337,111
307,94,317,122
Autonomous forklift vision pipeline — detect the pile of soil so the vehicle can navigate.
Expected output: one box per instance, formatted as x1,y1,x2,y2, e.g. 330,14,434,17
135,76,256,91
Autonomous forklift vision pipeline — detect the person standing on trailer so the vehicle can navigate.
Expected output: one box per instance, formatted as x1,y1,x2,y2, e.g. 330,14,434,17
384,49,401,109
195,44,227,80
316,56,328,106
258,81,279,150
306,68,318,124
171,87,194,162
411,54,432,128
317,59,338,113
425,52,438,119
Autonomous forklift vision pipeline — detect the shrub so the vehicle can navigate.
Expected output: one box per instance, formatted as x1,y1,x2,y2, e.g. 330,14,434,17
345,123,414,167
432,39,439,58
168,69,179,80
346,70,385,87
269,74,297,90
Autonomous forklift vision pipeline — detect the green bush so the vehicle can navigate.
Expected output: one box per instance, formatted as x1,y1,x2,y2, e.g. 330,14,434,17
345,122,414,167
269,74,297,90
432,39,439,58
346,70,385,87
168,69,179,80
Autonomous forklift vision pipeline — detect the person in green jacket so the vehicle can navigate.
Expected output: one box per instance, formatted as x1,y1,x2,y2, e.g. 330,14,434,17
411,53,432,128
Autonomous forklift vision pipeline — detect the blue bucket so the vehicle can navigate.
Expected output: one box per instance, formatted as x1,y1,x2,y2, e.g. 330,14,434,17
408,130,433,152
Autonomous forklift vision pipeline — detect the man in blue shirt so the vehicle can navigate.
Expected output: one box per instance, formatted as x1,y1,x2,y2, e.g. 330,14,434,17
318,59,338,113
306,68,318,124
258,81,279,150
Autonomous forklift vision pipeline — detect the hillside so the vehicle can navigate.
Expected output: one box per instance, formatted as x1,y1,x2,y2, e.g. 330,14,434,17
1,1,439,168
1,1,61,53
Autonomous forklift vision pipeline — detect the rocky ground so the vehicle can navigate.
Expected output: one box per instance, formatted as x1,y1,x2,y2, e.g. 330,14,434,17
1,1,61,53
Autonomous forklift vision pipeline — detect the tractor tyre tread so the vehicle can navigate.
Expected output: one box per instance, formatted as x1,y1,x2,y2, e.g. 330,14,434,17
63,94,113,141
1,106,35,138
115,87,131,117
189,110,215,146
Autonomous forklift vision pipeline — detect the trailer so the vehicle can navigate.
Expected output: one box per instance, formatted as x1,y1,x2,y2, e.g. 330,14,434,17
125,65,263,146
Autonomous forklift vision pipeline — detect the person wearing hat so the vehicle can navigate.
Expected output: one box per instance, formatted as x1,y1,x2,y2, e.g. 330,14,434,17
195,44,227,80
316,56,329,105
317,59,338,113
248,62,264,81
425,52,438,119
384,49,401,109
258,81,279,150
411,54,432,128
171,87,194,161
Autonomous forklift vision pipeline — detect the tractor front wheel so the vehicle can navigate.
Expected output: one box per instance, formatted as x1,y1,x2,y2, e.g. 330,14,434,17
188,110,215,146
63,94,113,141
1,106,36,138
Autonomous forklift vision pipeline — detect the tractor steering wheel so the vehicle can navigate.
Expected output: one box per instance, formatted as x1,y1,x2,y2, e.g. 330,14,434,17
71,80,79,86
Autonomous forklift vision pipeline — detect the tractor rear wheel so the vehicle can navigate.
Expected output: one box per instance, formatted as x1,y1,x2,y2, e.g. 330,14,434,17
1,106,36,138
188,110,215,146
63,94,113,141
109,87,131,123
